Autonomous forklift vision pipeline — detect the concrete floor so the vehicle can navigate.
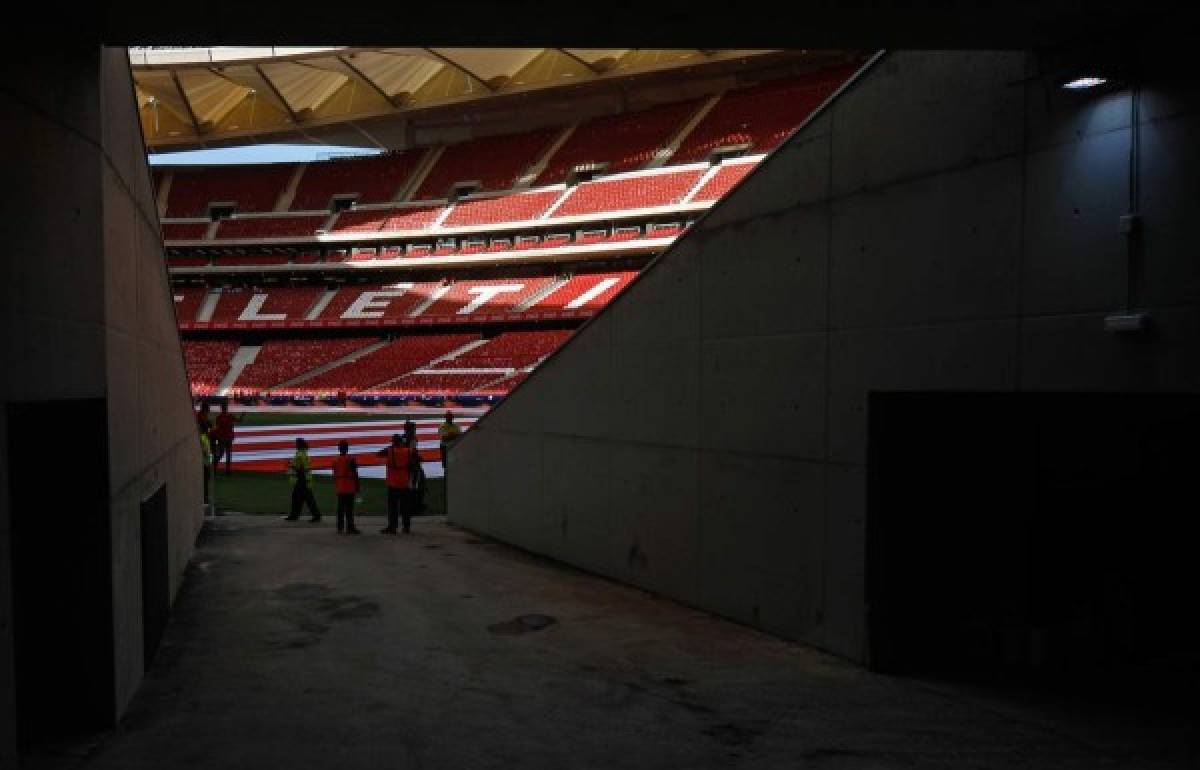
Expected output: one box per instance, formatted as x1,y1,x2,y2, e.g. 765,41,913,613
26,515,1196,769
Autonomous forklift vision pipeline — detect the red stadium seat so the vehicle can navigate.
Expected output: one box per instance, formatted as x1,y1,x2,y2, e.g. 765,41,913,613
432,330,572,369
552,168,705,217
672,66,855,164
531,271,636,312
209,287,324,323
289,151,425,211
329,205,443,233
441,189,561,227
234,337,378,391
167,256,210,267
413,128,559,200
214,216,327,240
173,287,209,322
161,222,210,240
166,165,294,217
211,255,291,266
300,334,479,392
689,162,758,202
417,277,554,318
535,99,702,185
182,340,240,396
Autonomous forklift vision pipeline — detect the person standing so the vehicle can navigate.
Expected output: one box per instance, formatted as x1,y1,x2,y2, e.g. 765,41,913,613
199,422,213,507
284,437,321,523
331,440,361,535
212,401,243,476
196,401,213,436
404,420,427,513
437,411,462,471
376,433,418,535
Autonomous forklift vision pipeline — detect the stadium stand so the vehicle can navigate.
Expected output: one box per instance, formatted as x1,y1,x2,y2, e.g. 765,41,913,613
464,370,529,395
166,165,294,217
211,255,291,266
413,128,559,199
182,340,240,396
173,287,209,322
442,189,562,227
297,334,479,392
330,205,443,233
315,283,441,322
533,272,636,311
161,222,210,240
417,277,555,318
232,337,378,391
289,151,425,211
209,287,323,323
167,256,210,267
535,99,703,185
672,67,854,163
167,68,849,400
646,222,683,238
369,371,507,395
433,330,572,368
689,162,757,201
552,168,705,217
215,215,327,240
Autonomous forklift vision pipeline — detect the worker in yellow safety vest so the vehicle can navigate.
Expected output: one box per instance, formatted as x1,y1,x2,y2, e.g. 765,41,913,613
199,423,213,505
283,437,321,523
437,411,462,471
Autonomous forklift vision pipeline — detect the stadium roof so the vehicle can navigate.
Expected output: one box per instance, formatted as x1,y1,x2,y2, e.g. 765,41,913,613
132,47,787,149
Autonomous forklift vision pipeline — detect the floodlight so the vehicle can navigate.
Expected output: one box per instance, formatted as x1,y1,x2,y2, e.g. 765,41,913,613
1062,76,1107,90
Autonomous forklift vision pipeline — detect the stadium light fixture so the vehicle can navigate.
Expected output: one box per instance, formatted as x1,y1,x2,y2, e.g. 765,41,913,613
1062,76,1107,90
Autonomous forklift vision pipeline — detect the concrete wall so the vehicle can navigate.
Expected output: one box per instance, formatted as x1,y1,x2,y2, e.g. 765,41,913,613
448,50,1200,663
0,47,203,762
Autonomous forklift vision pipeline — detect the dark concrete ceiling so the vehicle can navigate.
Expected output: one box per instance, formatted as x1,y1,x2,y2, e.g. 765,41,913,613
39,1,1194,52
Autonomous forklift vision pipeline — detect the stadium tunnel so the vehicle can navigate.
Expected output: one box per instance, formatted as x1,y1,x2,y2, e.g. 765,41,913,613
2,3,1199,767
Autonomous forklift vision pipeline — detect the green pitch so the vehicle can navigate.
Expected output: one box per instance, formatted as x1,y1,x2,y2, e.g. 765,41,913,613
211,471,445,517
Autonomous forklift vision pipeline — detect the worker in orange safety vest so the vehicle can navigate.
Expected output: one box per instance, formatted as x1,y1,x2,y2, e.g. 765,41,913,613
376,433,419,535
331,440,361,535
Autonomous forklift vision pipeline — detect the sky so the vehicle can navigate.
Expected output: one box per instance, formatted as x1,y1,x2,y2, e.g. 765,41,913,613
147,144,383,166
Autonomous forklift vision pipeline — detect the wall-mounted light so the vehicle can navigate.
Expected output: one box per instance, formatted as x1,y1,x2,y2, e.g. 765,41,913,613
1062,76,1108,90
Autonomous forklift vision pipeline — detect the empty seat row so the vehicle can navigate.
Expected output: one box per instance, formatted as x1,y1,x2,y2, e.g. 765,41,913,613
535,99,704,186
289,150,426,211
233,337,378,391
434,330,573,369
214,215,328,240
299,334,479,392
182,340,240,396
173,273,638,324
158,65,854,222
207,287,323,323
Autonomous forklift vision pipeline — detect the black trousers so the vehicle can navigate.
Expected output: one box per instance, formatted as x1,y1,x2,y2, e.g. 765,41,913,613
386,488,413,532
336,493,356,531
213,438,233,474
290,483,320,519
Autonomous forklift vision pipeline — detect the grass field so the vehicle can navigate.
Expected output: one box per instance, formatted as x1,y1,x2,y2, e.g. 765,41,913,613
208,411,450,515
211,471,445,517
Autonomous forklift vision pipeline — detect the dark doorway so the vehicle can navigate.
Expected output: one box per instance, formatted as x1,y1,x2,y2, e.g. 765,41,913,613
140,484,169,671
866,393,1200,697
8,399,115,747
